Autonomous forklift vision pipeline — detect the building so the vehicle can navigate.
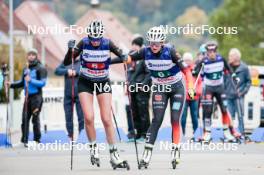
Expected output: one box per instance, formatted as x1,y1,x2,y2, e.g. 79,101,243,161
15,0,79,71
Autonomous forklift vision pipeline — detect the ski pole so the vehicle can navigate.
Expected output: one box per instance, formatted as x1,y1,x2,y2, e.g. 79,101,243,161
194,63,204,89
111,106,122,142
70,47,75,170
23,63,29,147
123,63,140,169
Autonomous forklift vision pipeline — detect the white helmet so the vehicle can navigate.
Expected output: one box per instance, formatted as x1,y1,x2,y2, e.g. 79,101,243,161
87,19,105,38
146,26,166,42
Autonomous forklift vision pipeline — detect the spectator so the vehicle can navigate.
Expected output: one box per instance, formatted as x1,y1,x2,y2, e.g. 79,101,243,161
181,52,202,136
0,69,3,90
127,35,151,142
6,48,47,147
225,48,251,133
55,59,84,138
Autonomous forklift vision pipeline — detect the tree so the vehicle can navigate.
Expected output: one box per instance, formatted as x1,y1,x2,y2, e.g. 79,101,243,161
210,0,264,65
176,6,208,39
0,41,27,102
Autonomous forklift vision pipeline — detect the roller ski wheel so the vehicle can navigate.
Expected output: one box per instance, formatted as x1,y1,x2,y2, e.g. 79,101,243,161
220,138,237,143
110,160,130,170
201,131,212,144
138,159,149,169
189,137,195,143
91,156,100,167
172,159,178,169
244,135,252,143
190,136,203,143
89,142,100,167
195,137,203,143
109,147,130,170
235,137,242,144
223,128,238,143
139,144,153,169
201,138,212,144
234,135,251,144
171,144,180,169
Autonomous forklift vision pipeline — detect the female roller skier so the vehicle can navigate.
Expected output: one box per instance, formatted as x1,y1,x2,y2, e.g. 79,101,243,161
63,20,129,170
112,26,195,169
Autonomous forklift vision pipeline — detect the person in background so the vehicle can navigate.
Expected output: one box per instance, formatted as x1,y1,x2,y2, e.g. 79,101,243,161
194,41,240,142
127,35,151,142
55,59,84,139
0,68,3,90
181,52,202,136
195,44,207,119
6,48,47,147
195,44,207,66
225,48,251,134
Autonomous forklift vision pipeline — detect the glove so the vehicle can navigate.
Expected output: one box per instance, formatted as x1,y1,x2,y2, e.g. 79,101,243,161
232,73,240,84
122,54,128,62
188,88,196,100
68,39,75,49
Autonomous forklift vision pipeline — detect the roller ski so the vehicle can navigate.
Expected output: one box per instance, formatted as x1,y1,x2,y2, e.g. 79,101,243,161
221,127,237,143
171,144,180,169
189,137,196,142
201,130,212,144
231,128,243,143
190,135,203,143
109,147,130,170
138,144,153,169
89,143,100,167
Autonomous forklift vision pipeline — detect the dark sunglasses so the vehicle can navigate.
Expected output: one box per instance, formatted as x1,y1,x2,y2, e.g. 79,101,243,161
90,37,102,42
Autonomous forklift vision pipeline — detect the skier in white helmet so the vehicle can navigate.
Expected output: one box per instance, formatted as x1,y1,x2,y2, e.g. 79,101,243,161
64,20,129,170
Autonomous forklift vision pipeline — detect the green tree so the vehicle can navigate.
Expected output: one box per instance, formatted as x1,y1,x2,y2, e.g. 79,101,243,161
210,0,264,65
0,41,27,102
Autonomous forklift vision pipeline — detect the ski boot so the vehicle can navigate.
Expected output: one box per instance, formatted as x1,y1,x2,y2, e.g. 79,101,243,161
202,130,212,144
89,143,100,167
189,136,195,143
171,143,180,169
223,127,236,143
231,128,243,143
109,147,130,170
138,144,153,169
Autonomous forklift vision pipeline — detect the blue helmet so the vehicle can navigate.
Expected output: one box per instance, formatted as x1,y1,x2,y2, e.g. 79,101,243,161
199,44,207,53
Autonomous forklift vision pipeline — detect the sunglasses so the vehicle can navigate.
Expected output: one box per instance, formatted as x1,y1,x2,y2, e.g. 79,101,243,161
207,49,216,53
90,37,102,42
149,42,162,47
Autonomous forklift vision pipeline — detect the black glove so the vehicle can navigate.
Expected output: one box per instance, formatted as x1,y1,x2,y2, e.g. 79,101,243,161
68,39,75,49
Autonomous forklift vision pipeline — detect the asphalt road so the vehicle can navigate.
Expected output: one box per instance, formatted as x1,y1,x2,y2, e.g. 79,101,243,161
1,141,264,175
